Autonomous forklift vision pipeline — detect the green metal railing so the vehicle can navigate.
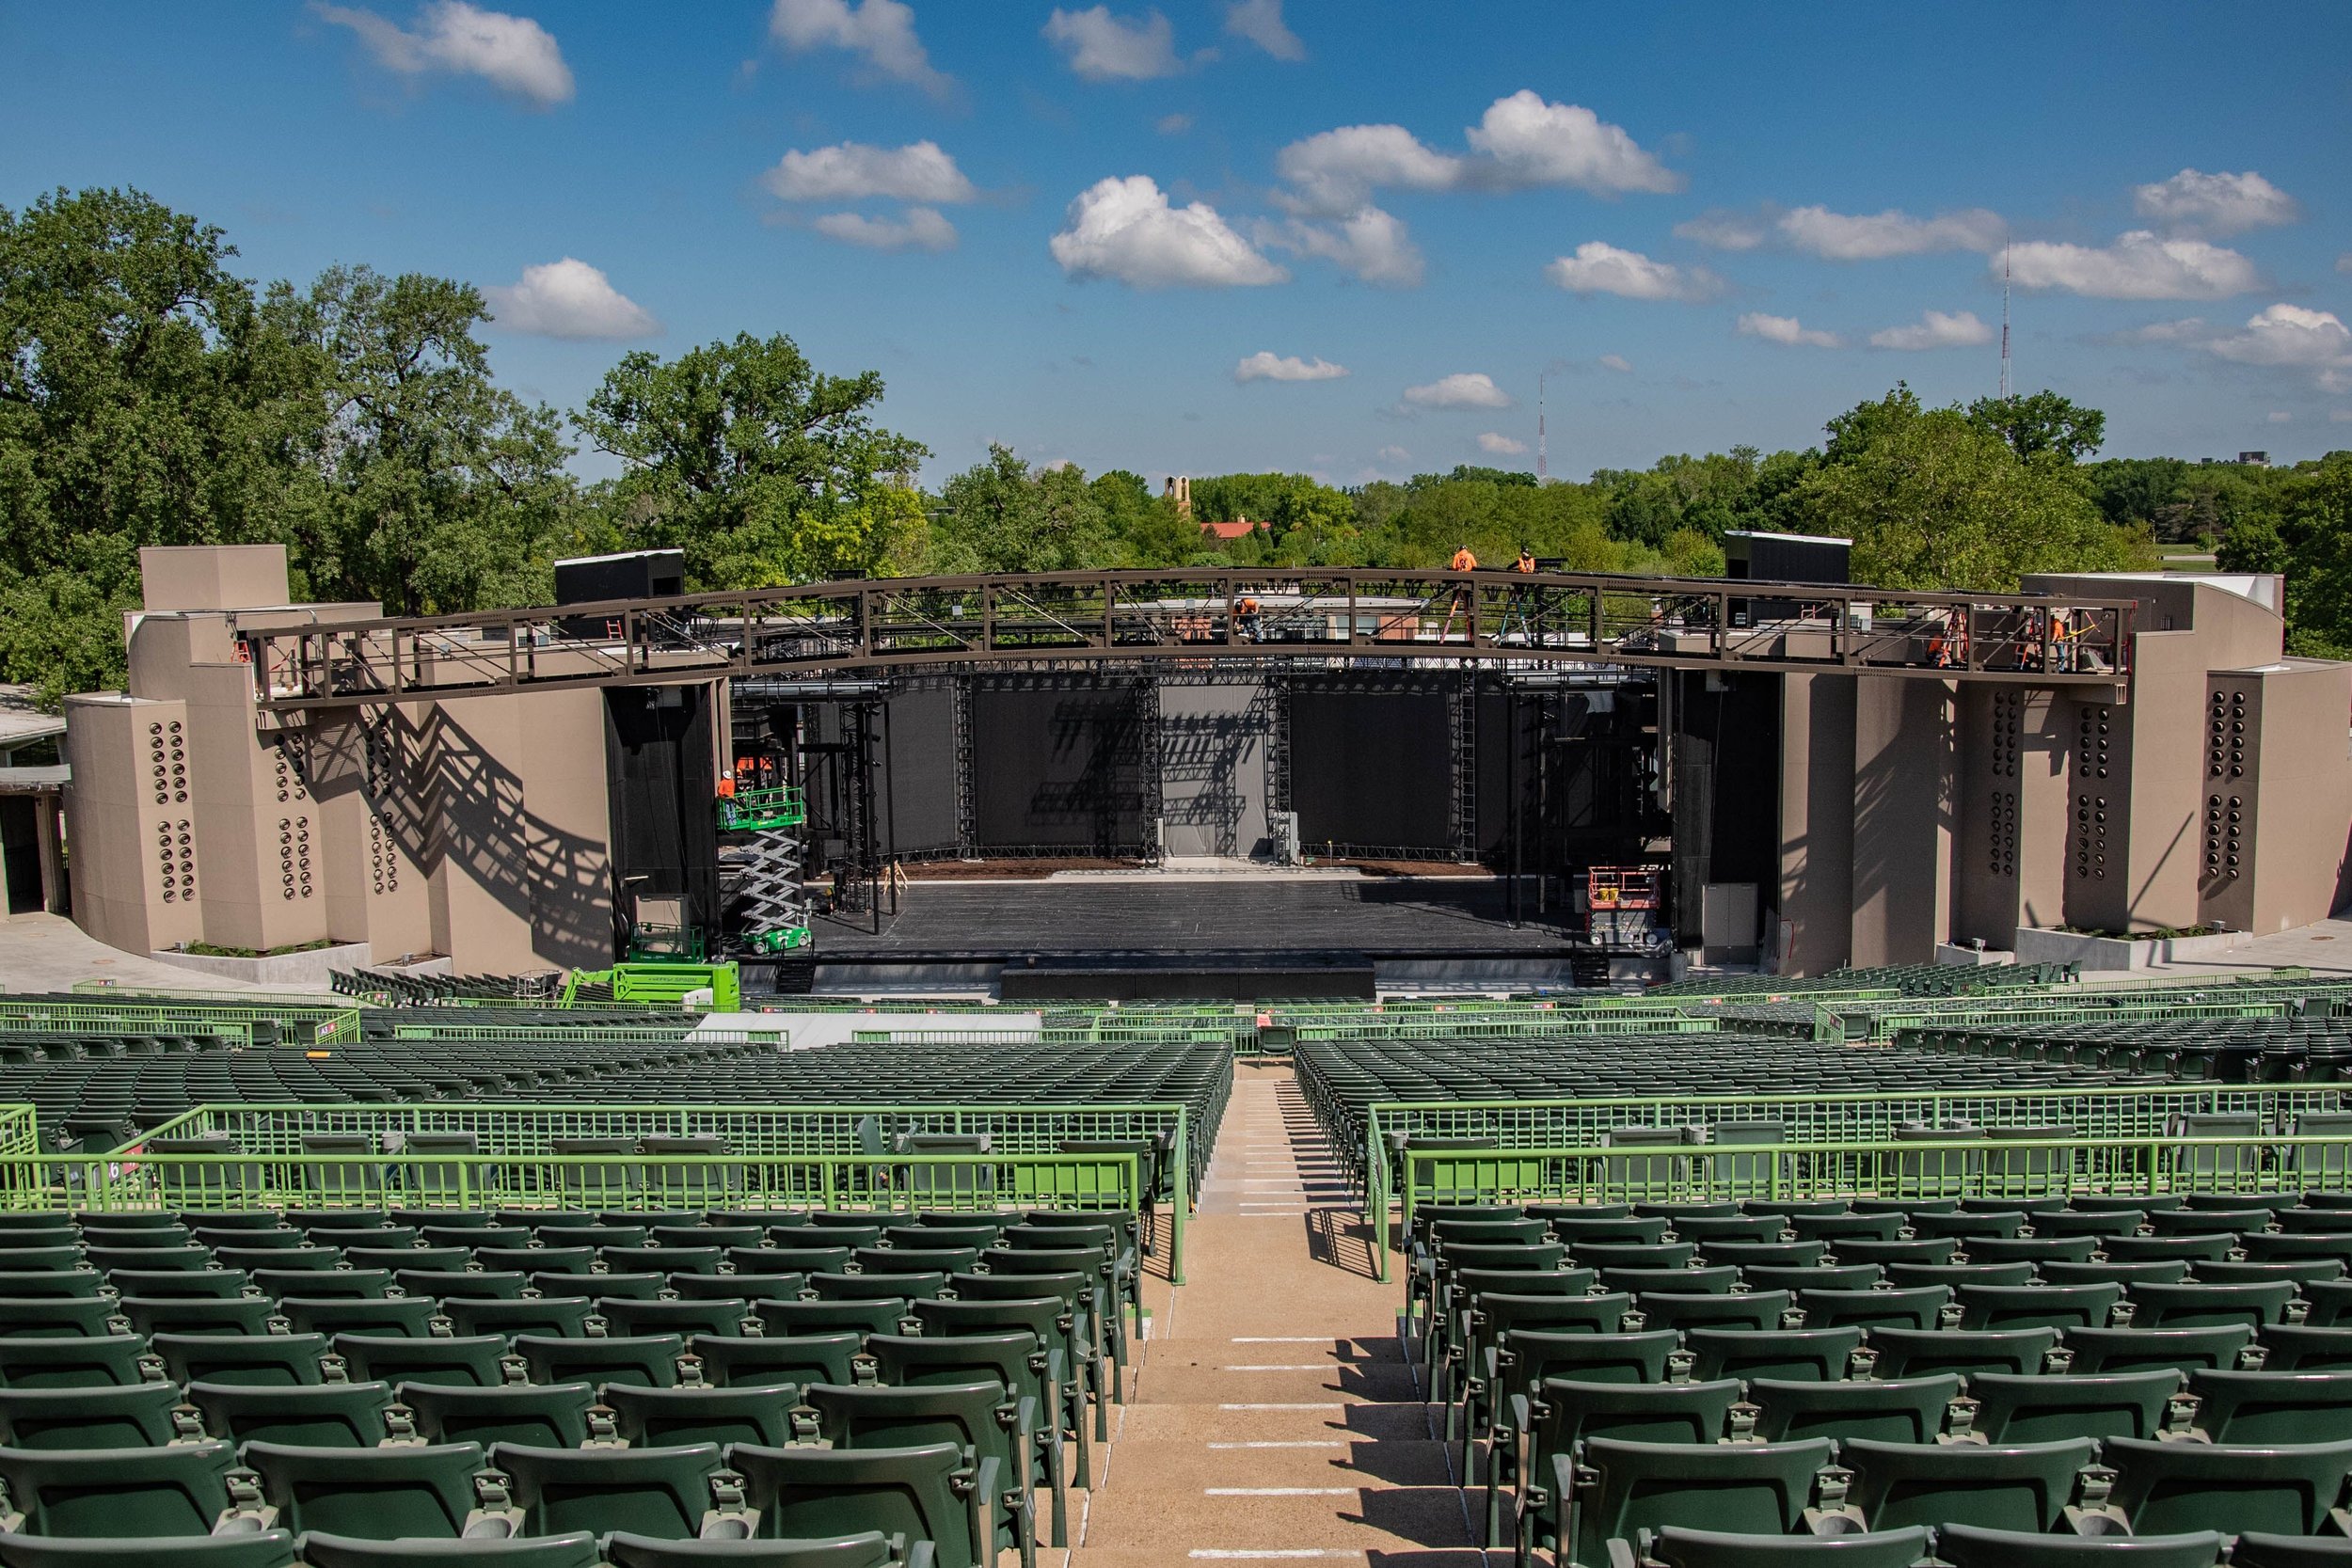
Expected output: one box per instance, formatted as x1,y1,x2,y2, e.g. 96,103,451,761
1391,1131,2352,1279
112,1100,1196,1280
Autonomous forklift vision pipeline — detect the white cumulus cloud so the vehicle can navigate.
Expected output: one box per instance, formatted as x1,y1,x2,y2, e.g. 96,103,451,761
1778,205,2004,260
769,0,948,96
2007,230,2258,299
1049,175,1286,288
1477,432,1528,455
2205,303,2352,369
1043,7,1182,80
1274,124,1462,214
1738,312,1842,349
1262,205,1424,287
1598,353,1632,372
1466,90,1683,195
1545,242,1721,302
1234,352,1348,383
2133,169,2299,236
484,258,659,339
1224,0,1303,59
810,207,957,251
1402,372,1510,410
763,140,976,204
1868,309,1994,351
313,0,574,106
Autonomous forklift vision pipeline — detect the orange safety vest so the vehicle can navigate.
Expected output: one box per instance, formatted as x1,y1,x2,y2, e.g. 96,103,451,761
1451,548,1478,571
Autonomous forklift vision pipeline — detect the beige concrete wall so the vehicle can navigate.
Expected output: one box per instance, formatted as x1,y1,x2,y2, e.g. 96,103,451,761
2200,661,2352,934
1849,676,1954,968
61,694,202,956
1776,673,1855,975
138,546,290,612
1952,686,2071,945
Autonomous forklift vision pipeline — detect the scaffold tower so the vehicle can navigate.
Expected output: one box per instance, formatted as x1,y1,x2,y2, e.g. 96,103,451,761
718,784,812,954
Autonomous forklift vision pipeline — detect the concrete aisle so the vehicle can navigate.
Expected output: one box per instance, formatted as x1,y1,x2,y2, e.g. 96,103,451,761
1078,1060,1481,1567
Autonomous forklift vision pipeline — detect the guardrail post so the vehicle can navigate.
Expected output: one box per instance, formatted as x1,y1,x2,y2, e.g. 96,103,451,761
1368,1110,1389,1284
1170,1112,1190,1286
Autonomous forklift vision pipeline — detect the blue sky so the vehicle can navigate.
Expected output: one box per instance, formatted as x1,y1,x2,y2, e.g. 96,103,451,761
4,2,2349,486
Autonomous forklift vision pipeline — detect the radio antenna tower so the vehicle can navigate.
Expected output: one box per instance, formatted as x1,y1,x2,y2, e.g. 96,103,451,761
1998,237,2012,400
1537,372,1548,479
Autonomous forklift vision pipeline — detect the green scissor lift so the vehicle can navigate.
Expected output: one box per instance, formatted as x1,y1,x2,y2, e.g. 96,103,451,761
720,784,813,955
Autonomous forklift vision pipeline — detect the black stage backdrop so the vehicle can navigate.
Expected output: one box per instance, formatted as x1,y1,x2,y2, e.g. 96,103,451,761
971,677,1149,852
604,686,720,944
1289,677,1452,854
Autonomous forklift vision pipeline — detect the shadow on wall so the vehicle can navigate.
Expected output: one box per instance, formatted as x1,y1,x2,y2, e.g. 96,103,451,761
307,706,610,968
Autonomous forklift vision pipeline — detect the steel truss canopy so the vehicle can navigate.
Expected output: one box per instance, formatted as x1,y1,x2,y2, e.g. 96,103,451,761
237,567,2137,718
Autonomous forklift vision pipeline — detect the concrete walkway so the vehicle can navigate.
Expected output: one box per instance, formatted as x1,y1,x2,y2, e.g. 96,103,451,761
1079,1060,1479,1566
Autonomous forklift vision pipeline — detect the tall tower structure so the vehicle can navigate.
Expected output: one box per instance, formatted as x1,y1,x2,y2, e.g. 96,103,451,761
1537,373,1548,480
1999,239,2012,401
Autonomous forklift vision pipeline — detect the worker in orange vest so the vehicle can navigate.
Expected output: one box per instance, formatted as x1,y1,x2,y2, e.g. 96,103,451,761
1440,544,1479,638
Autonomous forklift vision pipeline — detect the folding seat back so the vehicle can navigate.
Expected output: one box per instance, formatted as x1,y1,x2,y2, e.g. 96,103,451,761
487,1441,735,1542
242,1438,494,1539
602,1246,722,1277
1448,1266,1600,1301
1957,1282,2123,1333
106,1266,250,1301
1670,1214,1784,1243
1547,1215,1671,1245
600,1297,758,1340
2036,1209,2147,1239
332,1332,516,1388
757,1299,910,1339
475,1246,590,1276
2043,1260,2191,1289
1787,1212,1904,1243
2183,1369,2352,1443
398,1269,527,1302
655,1225,766,1250
152,1330,329,1387
2062,1324,2255,1375
1744,1266,1883,1294
0,1532,307,1566
1525,1376,1741,1452
2145,1208,2266,1237
2097,1434,2352,1538
215,1244,342,1275
1569,1242,1696,1272
400,1381,603,1449
1964,1369,2184,1444
746,1247,854,1275
0,1438,242,1536
277,1296,440,1339
1931,1523,2224,1568
2241,1233,2352,1266
729,1443,984,1568
516,1332,683,1389
603,1384,801,1450
2233,1531,2352,1568
0,1273,103,1301
694,1332,864,1390
1912,1210,2023,1240
814,1272,949,1305
1429,1217,1550,1247
2106,1234,2236,1264
1746,1374,1962,1445
183,1378,396,1448
1497,1328,1680,1390
1683,1326,1865,1385
1644,1524,1937,1568
0,1333,160,1388
538,1225,646,1250
0,1297,120,1338
866,1332,1042,1407
258,1267,391,1301
802,1383,1029,1560
679,1272,806,1304
1867,1326,2062,1380
442,1296,596,1342
1695,1242,1824,1271
1601,1266,1739,1298
294,1533,598,1567
87,1244,215,1274
1965,1236,2104,1266
0,1383,189,1449
1797,1287,1951,1333
1838,1435,2096,1534
1828,1239,1957,1267
2303,1279,2352,1328
2129,1280,2297,1330
1562,1436,1834,1568
1443,1240,1572,1273
2257,1323,2352,1372
1473,1291,1637,1342
1636,1291,1792,1334
1890,1262,2038,1291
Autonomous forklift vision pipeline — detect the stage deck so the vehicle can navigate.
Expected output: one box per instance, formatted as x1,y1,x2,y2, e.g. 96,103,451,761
809,874,1566,958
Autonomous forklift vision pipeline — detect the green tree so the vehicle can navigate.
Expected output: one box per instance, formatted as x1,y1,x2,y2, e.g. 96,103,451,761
0,188,314,702
930,446,1110,573
1799,394,2150,591
1967,389,2106,463
578,333,928,590
262,264,584,617
2219,452,2352,657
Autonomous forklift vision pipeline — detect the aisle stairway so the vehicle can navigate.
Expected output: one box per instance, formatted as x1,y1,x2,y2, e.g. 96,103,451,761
1081,1060,1481,1566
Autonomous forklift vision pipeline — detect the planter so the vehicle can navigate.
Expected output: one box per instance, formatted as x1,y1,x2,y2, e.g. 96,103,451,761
2011,927,2255,973
151,941,372,989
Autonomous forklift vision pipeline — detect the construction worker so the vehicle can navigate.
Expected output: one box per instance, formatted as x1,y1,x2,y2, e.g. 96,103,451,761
1236,594,1263,641
1450,544,1480,572
1513,547,1536,574
1440,544,1479,638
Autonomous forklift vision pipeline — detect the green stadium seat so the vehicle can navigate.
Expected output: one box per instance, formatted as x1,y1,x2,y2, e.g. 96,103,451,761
1748,1266,1886,1294
1963,1370,2185,1443
2105,1235,2237,1265
1548,1215,1672,1244
2306,1280,2352,1327
1601,1267,1740,1298
1797,1288,1951,1333
2144,1208,2266,1237
106,1268,251,1301
728,1443,987,1568
118,1296,277,1338
0,1273,103,1301
0,1333,162,1388
295,1534,600,1566
1912,1210,2025,1240
1683,1326,1866,1384
1639,1526,1933,1565
744,1248,854,1276
1931,1523,2224,1567
333,1333,518,1388
152,1331,332,1387
2192,1259,2344,1291
399,1381,607,1449
0,1438,250,1536
812,1273,950,1305
241,1439,498,1539
183,1378,399,1447
1637,1291,1794,1333
598,1298,757,1340
676,1273,806,1304
1955,1282,2124,1332
1530,1435,1836,1568
2181,1370,2352,1442
1446,1291,1636,1416
214,1244,342,1275
1885,1262,2038,1291
603,1384,801,1449
1571,1242,1697,1272
755,1300,913,1339
691,1333,866,1391
1486,1378,1744,1547
2035,1210,2148,1240
256,1267,393,1300
1964,1237,2105,1266
2043,1261,2192,1289
0,1297,122,1338
1788,1213,1904,1243
1836,1435,2097,1534
86,1245,214,1273
441,1297,597,1342
2233,1533,2352,1567
1672,1214,1784,1243
1745,1374,1961,1445
0,1383,193,1448
561,1272,666,1302
600,1530,931,1568
474,1247,593,1276
2060,1325,2255,1375
2127,1280,2298,1330
0,1533,302,1567
277,1297,441,1338
2090,1434,2352,1537
803,1379,1045,1559
515,1333,683,1389
485,1441,740,1542
601,1247,722,1277
353,1249,473,1275
2257,1323,2352,1370
1865,1325,2062,1379
399,1270,527,1301
1829,1240,1958,1268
